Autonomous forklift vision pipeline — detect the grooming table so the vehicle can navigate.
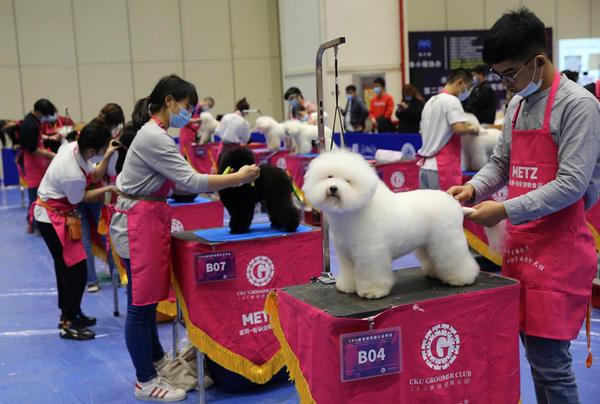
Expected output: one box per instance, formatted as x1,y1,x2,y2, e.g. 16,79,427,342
188,142,220,173
170,223,323,386
265,268,520,403
375,160,420,192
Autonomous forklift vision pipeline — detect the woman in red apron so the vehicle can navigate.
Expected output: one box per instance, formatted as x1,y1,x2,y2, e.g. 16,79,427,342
450,9,599,403
110,75,259,402
35,122,117,340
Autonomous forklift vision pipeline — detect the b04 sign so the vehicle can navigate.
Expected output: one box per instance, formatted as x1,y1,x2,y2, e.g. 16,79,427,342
340,327,401,382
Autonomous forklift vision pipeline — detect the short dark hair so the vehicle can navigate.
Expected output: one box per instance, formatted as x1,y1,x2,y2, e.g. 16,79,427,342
346,85,356,93
483,7,547,65
203,96,215,107
448,68,472,84
284,87,301,100
77,121,112,153
472,65,488,76
33,99,57,116
132,74,198,131
374,77,386,88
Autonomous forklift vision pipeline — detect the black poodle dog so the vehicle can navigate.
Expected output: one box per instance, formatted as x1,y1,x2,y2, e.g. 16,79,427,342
218,146,300,234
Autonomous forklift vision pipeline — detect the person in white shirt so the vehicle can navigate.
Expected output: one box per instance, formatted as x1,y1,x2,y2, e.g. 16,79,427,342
215,112,251,165
35,122,119,341
418,68,479,190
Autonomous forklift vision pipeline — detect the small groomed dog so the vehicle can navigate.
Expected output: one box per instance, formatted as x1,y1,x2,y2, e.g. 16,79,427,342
303,149,479,299
218,146,300,234
254,116,287,149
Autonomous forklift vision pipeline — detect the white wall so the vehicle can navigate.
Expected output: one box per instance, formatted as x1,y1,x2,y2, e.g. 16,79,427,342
278,0,600,122
2,0,283,123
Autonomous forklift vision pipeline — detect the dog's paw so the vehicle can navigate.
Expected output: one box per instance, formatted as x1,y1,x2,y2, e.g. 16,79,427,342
335,277,356,294
357,287,391,300
439,275,477,287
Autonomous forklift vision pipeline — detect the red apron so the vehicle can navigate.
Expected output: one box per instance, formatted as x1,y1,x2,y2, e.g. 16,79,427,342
595,79,600,101
417,90,463,191
115,117,176,306
502,72,596,340
23,121,51,188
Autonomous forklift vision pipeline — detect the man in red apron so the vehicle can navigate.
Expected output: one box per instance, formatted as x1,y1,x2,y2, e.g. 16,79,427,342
449,8,600,403
19,99,58,232
418,68,479,191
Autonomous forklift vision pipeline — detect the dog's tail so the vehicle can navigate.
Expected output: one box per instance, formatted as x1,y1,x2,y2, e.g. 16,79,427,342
462,207,476,216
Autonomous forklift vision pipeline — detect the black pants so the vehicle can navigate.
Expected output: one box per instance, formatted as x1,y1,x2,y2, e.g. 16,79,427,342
38,221,87,321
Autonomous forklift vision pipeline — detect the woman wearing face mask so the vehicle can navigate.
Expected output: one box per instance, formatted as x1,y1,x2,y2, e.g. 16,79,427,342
34,122,118,341
77,103,126,292
395,84,425,133
284,87,317,119
110,75,259,402
418,68,479,191
19,98,59,233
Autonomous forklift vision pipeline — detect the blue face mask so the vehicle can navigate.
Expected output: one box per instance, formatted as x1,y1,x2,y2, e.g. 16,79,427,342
288,98,298,108
404,95,413,101
516,62,543,98
169,102,192,128
346,94,353,101
373,86,382,95
458,88,471,102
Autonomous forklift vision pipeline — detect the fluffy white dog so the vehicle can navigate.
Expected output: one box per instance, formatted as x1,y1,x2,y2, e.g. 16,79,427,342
254,116,287,149
461,113,501,171
303,149,480,299
283,120,333,154
197,112,219,144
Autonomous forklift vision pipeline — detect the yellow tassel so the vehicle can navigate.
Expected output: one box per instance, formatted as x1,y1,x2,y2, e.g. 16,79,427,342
171,275,286,384
157,300,178,317
91,242,108,263
464,229,503,266
264,291,316,404
586,222,600,251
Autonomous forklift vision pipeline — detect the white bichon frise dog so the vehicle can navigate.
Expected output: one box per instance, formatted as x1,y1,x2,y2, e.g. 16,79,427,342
254,116,286,149
461,113,501,171
302,149,480,299
197,112,219,144
283,120,333,154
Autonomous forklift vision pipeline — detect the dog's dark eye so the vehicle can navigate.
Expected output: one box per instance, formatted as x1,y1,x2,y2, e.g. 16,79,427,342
328,175,333,178
345,179,351,184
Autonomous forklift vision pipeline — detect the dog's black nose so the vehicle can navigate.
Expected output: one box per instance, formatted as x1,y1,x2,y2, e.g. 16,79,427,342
329,186,338,194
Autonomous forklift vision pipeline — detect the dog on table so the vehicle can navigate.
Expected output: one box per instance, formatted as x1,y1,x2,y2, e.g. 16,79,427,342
302,149,479,299
218,146,300,234
283,120,333,154
197,112,219,144
254,116,287,149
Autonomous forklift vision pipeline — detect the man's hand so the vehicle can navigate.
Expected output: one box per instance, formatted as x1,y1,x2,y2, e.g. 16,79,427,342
447,184,475,203
465,201,507,227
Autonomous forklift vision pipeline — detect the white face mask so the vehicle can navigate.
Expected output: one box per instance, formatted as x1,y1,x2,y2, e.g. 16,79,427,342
111,123,123,138
516,61,543,97
458,87,471,101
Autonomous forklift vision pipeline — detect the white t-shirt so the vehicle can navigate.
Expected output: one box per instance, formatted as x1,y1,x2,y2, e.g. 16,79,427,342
216,113,251,144
419,92,467,171
34,142,93,223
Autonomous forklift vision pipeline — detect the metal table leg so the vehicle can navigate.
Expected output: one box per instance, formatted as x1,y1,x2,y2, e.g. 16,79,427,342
112,265,120,316
196,349,206,404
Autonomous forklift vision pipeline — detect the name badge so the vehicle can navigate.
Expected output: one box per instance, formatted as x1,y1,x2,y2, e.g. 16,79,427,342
195,251,236,283
340,327,401,382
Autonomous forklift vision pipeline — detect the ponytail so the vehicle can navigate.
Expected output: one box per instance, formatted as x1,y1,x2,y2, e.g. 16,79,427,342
132,97,151,132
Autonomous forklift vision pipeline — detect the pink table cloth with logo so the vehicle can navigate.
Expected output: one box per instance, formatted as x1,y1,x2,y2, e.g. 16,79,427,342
265,271,520,403
252,147,291,169
168,195,224,232
284,154,318,189
375,160,420,192
171,224,323,383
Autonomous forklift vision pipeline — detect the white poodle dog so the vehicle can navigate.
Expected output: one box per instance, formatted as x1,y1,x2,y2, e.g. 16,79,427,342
303,149,480,299
461,113,501,171
254,116,287,149
283,120,333,154
197,112,219,144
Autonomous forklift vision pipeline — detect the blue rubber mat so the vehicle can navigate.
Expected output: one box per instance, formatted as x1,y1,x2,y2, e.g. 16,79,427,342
167,195,213,206
194,223,313,242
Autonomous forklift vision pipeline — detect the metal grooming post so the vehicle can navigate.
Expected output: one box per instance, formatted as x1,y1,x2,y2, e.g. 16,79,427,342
315,37,345,282
112,267,119,316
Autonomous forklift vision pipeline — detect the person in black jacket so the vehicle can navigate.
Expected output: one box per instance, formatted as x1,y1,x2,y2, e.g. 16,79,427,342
395,84,424,133
342,85,369,132
584,79,600,101
463,65,497,124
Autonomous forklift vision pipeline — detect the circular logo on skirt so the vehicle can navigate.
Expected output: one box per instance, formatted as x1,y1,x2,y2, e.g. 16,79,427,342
246,256,275,287
421,323,460,370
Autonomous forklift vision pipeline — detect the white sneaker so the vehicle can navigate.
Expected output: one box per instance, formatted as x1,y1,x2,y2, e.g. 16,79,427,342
134,376,187,402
